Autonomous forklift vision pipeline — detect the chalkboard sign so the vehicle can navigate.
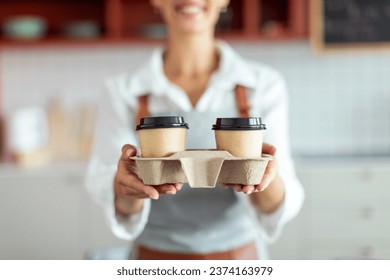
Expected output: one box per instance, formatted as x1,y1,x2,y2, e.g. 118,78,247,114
311,0,390,50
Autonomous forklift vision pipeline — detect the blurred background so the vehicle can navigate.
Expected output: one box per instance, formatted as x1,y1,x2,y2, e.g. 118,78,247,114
0,0,389,260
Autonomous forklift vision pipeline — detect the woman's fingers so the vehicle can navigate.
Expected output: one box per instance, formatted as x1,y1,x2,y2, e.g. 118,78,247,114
222,183,256,194
121,144,137,160
173,183,183,191
255,159,278,191
117,184,152,199
117,144,160,199
220,143,278,195
121,183,160,200
118,167,182,198
118,144,138,173
119,180,183,198
154,184,178,195
118,171,159,199
241,185,256,194
262,143,277,156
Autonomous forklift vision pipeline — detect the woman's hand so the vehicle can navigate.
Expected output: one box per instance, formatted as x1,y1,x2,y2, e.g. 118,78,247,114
224,143,279,195
114,144,182,216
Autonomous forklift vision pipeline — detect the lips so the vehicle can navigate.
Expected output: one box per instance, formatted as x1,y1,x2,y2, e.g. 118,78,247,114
175,2,206,15
181,5,202,14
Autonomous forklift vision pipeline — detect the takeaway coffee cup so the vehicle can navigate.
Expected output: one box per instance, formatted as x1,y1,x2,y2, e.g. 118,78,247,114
212,117,266,158
136,116,189,158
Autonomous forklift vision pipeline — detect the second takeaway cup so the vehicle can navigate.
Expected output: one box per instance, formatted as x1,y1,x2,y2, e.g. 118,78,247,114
212,117,266,158
136,116,189,158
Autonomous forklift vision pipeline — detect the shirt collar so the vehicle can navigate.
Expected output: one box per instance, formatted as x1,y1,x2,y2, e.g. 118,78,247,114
126,48,169,97
211,41,258,91
127,41,258,97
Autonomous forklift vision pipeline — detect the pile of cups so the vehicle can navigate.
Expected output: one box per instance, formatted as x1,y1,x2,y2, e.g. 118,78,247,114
136,116,266,158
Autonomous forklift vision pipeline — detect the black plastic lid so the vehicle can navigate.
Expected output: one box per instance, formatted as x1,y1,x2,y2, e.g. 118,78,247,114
136,116,189,130
212,117,266,130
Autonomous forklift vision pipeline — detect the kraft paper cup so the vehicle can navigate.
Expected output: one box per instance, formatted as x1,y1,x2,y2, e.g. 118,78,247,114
136,116,189,158
212,117,266,158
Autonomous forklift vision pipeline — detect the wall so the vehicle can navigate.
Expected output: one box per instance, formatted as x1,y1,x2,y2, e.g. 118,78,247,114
1,41,390,157
1,42,390,260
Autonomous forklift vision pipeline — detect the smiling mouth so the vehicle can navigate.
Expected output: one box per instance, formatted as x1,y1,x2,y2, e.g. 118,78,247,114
175,3,206,16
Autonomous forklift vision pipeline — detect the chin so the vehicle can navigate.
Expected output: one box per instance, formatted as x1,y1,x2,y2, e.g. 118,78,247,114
177,25,208,34
169,19,215,35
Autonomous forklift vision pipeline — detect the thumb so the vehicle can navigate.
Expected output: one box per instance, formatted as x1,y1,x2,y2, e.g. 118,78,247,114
121,144,138,161
262,143,277,156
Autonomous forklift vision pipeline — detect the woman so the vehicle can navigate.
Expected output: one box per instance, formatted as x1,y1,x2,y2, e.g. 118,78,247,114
87,0,304,259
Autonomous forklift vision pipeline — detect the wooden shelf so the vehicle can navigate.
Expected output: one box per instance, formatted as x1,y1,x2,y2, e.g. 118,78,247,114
0,0,308,48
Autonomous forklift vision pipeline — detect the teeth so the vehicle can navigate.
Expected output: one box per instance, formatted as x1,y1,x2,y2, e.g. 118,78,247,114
181,6,202,14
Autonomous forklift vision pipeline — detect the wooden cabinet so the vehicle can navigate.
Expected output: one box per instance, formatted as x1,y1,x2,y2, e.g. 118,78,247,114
0,0,308,46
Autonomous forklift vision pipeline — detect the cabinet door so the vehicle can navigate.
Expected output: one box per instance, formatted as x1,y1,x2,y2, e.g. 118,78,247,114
306,168,390,239
0,176,81,259
301,166,390,259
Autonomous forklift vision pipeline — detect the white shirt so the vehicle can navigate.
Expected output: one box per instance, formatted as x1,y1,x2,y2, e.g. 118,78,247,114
86,41,304,259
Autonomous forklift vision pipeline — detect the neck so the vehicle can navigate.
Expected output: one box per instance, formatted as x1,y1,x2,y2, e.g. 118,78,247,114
164,31,218,78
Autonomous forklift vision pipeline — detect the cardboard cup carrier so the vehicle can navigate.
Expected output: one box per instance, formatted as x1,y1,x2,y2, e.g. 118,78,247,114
135,116,271,188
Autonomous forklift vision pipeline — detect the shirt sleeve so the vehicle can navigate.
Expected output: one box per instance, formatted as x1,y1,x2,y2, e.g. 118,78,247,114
250,68,305,243
85,77,151,241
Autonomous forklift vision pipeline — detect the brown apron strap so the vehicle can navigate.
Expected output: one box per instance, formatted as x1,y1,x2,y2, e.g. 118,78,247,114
136,95,150,125
235,85,250,117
